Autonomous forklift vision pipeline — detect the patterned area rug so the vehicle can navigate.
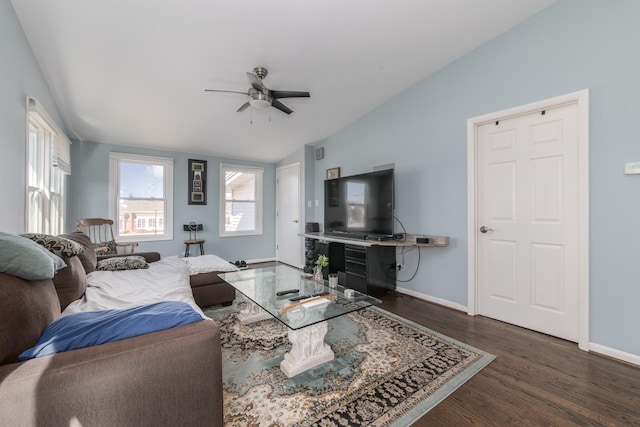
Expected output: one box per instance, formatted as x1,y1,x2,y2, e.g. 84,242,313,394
204,303,494,426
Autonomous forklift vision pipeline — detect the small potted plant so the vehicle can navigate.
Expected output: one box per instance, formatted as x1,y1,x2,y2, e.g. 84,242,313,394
314,254,329,283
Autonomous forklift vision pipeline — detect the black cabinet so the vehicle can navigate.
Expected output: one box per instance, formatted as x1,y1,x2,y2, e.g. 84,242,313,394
344,244,396,296
307,240,396,296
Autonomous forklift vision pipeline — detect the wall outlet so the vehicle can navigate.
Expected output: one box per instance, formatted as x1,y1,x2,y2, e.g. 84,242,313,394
397,264,405,271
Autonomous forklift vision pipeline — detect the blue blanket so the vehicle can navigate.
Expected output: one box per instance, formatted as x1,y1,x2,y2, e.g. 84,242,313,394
19,301,203,360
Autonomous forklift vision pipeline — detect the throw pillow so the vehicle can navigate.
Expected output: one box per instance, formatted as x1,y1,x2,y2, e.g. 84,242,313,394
0,232,66,280
60,231,97,274
21,233,85,258
96,255,149,271
18,301,204,360
93,240,118,255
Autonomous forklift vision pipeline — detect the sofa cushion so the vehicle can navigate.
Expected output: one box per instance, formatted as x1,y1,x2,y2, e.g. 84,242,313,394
60,231,97,274
19,301,203,360
53,256,88,310
0,273,61,365
20,233,85,259
0,232,66,280
96,256,149,271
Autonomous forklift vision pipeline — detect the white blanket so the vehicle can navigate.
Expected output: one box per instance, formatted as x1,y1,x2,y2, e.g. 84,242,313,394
63,257,208,320
165,254,239,275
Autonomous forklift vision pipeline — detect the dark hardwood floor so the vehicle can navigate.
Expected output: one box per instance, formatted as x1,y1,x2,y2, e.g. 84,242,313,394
378,292,640,426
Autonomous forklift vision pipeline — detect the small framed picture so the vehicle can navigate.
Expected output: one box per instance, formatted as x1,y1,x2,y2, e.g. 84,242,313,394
326,167,340,180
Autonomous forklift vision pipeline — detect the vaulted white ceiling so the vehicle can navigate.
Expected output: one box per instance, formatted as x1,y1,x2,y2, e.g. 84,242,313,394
12,0,554,163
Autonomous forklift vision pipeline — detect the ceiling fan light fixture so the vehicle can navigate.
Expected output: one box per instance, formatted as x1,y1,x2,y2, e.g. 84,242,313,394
205,67,309,115
248,89,272,109
249,98,271,109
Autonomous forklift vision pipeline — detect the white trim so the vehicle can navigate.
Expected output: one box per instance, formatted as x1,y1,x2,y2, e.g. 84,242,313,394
589,343,640,367
466,89,590,351
276,162,303,268
396,287,468,312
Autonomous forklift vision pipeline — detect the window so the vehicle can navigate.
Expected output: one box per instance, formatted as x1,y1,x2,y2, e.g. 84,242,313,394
26,97,71,235
109,153,173,241
220,164,263,237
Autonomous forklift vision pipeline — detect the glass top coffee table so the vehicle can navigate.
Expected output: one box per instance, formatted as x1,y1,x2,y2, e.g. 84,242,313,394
218,264,380,377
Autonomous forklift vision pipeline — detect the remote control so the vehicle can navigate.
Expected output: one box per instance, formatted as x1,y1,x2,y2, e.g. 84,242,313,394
276,289,300,296
288,294,311,301
311,292,330,297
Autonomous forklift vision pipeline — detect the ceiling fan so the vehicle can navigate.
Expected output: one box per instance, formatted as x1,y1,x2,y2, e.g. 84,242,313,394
205,67,310,115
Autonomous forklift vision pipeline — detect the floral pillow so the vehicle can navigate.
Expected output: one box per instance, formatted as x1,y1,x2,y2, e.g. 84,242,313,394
96,256,149,271
93,240,118,255
21,233,85,259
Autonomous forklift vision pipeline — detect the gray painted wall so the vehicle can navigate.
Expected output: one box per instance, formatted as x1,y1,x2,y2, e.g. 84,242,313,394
313,0,640,357
0,0,68,233
70,141,276,262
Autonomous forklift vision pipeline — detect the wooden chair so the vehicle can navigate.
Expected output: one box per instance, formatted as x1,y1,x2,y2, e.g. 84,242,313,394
76,218,139,255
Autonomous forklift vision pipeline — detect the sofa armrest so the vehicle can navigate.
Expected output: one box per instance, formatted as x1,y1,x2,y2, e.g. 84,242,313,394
97,251,161,263
0,320,222,426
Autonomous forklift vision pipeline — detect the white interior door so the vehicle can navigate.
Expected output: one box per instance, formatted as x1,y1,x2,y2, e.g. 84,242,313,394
276,163,301,268
476,102,581,342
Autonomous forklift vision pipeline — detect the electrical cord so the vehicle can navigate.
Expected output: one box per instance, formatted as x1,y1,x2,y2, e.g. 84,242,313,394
383,215,422,283
393,216,408,242
395,246,421,282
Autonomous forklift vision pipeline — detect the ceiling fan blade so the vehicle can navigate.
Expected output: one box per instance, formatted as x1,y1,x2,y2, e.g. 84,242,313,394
236,102,250,112
246,72,264,91
272,100,293,115
204,89,248,95
270,90,310,99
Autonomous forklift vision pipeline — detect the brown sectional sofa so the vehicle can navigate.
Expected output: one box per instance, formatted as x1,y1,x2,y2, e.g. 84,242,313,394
0,231,223,426
190,271,236,308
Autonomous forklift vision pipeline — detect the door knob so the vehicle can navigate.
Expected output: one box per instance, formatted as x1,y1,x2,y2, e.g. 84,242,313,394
479,226,493,233
292,220,299,223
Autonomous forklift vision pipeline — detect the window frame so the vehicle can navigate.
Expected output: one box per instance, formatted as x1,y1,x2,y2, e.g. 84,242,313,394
109,152,174,242
219,164,264,237
25,97,70,235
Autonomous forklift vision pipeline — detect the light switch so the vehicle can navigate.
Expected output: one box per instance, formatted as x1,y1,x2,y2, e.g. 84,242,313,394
315,200,319,207
307,200,312,208
624,162,640,175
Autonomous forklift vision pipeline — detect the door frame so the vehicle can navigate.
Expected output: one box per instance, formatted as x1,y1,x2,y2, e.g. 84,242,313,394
276,162,303,268
467,89,590,351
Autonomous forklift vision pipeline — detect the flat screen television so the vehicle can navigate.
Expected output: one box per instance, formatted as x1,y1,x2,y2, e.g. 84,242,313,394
324,169,394,239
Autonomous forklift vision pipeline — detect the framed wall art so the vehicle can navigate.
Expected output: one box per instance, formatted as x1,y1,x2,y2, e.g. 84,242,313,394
326,167,340,180
188,159,207,205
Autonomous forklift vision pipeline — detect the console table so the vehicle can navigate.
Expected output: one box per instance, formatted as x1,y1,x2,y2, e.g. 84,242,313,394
301,232,449,296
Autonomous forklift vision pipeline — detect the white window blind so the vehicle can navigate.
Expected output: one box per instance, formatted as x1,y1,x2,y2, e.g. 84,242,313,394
28,97,71,174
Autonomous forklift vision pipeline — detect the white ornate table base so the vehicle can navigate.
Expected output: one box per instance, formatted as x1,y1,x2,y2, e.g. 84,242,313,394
280,321,334,378
236,296,272,325
236,293,335,377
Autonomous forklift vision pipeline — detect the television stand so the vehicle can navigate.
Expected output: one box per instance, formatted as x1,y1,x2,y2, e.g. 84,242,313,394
301,232,449,296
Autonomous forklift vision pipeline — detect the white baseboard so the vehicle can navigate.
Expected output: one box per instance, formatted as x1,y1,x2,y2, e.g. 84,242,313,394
395,287,468,312
396,289,640,367
247,257,276,265
589,343,640,366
